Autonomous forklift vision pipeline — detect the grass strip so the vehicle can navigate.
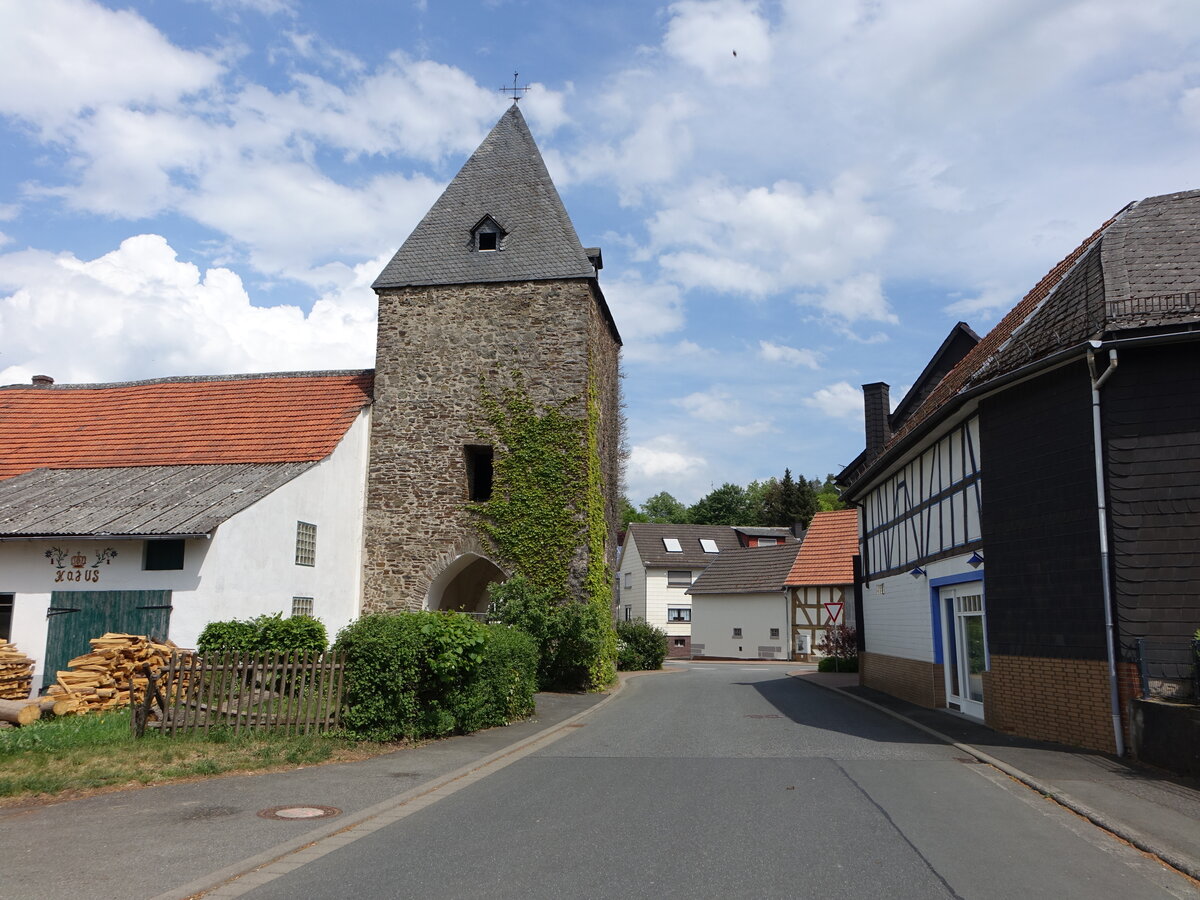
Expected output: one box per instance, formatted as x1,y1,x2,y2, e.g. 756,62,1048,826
0,710,403,803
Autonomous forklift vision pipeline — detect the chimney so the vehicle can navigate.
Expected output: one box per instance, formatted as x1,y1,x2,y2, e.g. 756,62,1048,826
863,382,891,458
31,375,54,386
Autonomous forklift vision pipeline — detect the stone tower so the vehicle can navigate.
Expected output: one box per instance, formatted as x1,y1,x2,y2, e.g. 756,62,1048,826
363,104,622,614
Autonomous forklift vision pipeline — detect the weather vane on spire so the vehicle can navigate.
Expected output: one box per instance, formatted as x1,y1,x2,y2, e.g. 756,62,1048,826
499,71,530,103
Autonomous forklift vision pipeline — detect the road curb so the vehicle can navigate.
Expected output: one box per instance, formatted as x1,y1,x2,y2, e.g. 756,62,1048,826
154,678,631,900
794,675,1200,883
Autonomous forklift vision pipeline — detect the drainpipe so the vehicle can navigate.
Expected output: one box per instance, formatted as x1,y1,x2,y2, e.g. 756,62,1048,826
1087,342,1123,757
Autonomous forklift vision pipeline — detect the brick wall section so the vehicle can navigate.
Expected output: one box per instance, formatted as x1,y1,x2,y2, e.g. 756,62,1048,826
364,279,620,612
983,655,1120,753
860,651,945,708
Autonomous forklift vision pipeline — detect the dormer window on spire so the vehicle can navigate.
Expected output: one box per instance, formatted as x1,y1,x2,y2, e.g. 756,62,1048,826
471,215,506,252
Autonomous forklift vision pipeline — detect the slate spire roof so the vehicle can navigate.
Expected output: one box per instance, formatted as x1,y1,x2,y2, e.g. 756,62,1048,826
373,104,598,290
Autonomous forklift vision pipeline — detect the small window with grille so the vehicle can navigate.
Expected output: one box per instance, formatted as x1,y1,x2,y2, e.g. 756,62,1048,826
295,522,316,566
292,596,314,618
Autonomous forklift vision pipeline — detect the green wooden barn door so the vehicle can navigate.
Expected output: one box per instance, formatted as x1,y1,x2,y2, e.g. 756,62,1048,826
43,591,173,689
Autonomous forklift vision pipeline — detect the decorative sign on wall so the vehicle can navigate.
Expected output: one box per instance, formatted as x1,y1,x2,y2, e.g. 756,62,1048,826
45,547,118,584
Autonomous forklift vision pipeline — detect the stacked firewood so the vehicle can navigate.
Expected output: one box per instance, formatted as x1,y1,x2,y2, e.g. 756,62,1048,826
0,639,35,700
46,633,188,713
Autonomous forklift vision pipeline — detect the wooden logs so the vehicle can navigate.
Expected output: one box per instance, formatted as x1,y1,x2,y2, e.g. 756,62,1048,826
0,639,35,700
0,699,41,726
47,633,185,714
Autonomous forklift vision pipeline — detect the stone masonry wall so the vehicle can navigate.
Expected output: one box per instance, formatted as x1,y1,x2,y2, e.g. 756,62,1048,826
364,278,619,612
585,284,622,574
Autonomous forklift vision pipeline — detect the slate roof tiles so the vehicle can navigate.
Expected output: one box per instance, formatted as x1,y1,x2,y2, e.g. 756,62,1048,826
687,543,802,595
373,105,597,290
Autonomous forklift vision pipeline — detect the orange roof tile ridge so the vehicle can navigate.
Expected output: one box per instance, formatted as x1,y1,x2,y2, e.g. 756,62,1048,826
0,369,374,391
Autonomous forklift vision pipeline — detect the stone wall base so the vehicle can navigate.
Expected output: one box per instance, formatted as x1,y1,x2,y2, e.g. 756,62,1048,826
983,655,1119,754
860,651,945,708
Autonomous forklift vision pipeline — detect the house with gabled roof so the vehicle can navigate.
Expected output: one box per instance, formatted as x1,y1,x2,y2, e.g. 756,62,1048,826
687,543,802,660
617,523,798,657
0,371,373,689
837,188,1200,757
783,508,859,660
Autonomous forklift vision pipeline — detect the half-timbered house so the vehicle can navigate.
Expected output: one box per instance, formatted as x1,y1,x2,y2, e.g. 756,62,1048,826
838,188,1200,755
783,508,859,661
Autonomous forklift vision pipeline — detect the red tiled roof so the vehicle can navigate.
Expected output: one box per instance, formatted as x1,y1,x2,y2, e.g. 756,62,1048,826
0,371,373,480
784,509,859,586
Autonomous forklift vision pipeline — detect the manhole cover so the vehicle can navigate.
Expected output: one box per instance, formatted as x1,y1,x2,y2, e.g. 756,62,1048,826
257,805,341,821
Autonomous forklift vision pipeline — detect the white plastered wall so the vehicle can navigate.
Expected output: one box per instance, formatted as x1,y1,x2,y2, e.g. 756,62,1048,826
692,591,789,659
861,551,978,662
1,409,370,689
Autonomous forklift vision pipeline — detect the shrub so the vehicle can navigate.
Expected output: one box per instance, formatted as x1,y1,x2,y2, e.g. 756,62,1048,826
333,612,537,741
197,613,327,655
488,576,614,691
817,655,859,673
615,619,668,671
816,624,858,673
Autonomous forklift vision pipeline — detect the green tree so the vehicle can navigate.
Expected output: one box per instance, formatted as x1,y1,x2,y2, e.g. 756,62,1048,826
619,495,649,527
762,468,817,529
639,491,688,523
687,482,751,525
814,473,847,511
743,478,777,527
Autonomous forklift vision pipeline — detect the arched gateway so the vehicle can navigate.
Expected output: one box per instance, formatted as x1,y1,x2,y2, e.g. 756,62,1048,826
425,553,506,615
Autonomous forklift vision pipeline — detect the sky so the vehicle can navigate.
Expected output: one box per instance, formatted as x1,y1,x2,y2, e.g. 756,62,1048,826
1,0,1199,506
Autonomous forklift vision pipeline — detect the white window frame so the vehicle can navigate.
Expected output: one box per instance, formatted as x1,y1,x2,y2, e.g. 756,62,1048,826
666,570,692,587
292,596,314,617
295,521,317,567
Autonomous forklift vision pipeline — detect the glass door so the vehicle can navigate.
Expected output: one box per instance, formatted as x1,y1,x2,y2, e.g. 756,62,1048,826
941,584,986,719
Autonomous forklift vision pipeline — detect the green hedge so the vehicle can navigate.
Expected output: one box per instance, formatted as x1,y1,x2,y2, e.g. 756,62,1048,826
615,619,668,671
487,575,613,691
333,612,538,741
817,655,859,673
197,613,327,655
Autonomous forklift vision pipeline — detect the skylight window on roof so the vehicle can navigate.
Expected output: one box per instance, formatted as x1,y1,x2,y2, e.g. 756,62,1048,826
700,538,719,553
663,537,682,552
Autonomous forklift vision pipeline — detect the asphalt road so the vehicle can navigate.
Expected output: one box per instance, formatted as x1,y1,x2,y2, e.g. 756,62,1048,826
240,663,1198,900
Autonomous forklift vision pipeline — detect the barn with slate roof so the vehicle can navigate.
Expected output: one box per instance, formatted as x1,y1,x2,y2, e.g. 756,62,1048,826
837,188,1200,758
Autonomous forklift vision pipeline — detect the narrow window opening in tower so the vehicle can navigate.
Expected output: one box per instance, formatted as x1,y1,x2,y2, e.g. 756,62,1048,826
477,231,498,251
465,445,494,500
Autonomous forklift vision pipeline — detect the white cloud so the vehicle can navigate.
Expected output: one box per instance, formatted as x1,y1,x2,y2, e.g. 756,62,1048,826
649,175,894,314
625,435,709,502
732,420,773,436
758,340,820,368
664,0,773,86
602,274,686,341
676,387,738,422
803,382,863,420
0,0,222,128
0,235,375,386
943,283,1019,318
817,273,897,324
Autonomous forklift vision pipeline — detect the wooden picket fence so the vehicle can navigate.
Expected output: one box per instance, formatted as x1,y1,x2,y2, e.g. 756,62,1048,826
133,650,346,737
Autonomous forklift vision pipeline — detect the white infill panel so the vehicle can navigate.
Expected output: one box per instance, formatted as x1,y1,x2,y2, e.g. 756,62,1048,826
663,537,682,552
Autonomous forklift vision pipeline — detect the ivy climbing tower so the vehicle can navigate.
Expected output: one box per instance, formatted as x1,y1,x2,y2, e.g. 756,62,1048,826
363,103,622,616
